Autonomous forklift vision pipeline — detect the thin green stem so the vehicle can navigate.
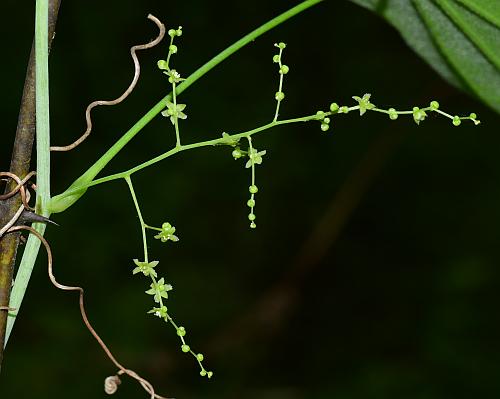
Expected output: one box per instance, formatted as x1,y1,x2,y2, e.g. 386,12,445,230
35,0,51,213
125,176,148,262
51,115,317,204
273,47,285,122
172,81,182,147
165,35,175,69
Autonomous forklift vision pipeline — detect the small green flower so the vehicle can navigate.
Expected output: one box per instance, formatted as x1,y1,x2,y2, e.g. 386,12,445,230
145,278,173,303
412,106,427,125
352,93,375,116
148,305,168,318
245,148,267,168
161,101,187,125
165,69,184,84
220,132,239,147
154,222,179,243
132,259,159,278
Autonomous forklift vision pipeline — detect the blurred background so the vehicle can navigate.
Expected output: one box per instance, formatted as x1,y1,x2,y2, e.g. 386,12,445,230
1,1,500,398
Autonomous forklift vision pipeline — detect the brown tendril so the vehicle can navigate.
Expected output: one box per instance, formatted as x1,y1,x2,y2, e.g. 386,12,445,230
6,225,170,399
0,178,33,238
0,171,36,210
50,14,166,152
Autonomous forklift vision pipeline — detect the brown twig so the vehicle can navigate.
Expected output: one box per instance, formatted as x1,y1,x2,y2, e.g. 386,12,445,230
50,14,166,152
5,225,170,399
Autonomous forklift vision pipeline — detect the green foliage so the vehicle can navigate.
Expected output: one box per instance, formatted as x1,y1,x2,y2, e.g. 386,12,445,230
350,0,500,113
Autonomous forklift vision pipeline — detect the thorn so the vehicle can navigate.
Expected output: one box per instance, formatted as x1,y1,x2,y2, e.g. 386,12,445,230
16,210,58,226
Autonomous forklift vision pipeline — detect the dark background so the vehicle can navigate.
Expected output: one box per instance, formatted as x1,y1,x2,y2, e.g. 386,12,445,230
1,1,499,398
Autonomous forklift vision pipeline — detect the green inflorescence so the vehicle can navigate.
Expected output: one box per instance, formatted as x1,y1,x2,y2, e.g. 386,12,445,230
49,23,480,383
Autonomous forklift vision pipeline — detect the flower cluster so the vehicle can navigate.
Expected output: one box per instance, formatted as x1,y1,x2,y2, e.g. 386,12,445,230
315,94,480,132
157,25,187,146
272,42,288,121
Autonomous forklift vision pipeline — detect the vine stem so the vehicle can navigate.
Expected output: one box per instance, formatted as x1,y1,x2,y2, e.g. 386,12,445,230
35,0,51,212
4,0,52,346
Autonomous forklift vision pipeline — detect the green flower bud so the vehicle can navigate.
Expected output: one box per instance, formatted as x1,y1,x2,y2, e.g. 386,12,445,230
339,106,349,114
320,123,329,132
250,222,257,229
249,185,258,194
452,116,461,126
169,44,178,54
207,371,213,378
277,42,286,49
197,353,204,362
469,112,477,119
279,65,289,75
177,327,186,337
157,60,168,70
315,110,325,120
248,213,256,221
430,100,440,110
232,148,243,159
329,103,339,112
200,370,207,377
181,344,190,353
275,91,285,101
168,29,177,38
388,108,398,120
273,54,280,63
247,199,256,207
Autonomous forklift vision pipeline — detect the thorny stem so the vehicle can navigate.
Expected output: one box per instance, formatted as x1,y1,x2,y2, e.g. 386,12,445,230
0,0,61,362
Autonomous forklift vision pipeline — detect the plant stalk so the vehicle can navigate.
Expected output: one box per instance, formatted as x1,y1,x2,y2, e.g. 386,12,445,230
0,0,60,365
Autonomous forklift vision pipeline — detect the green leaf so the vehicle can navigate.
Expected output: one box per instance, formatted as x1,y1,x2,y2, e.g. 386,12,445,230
349,0,500,113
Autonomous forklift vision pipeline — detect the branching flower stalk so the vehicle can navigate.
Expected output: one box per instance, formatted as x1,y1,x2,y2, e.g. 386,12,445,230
125,176,212,378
